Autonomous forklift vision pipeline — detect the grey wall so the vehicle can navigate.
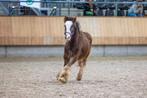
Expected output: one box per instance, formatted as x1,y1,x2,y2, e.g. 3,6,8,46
0,46,147,57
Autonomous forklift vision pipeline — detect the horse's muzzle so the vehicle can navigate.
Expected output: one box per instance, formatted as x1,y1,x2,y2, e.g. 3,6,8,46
64,32,71,40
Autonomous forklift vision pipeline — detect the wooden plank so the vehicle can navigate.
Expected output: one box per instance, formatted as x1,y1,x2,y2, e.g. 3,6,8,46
0,16,147,45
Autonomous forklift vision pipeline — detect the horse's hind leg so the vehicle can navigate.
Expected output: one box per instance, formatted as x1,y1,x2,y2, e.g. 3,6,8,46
77,59,86,81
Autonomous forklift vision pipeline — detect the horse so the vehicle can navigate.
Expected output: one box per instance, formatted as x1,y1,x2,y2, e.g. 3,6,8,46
57,16,92,83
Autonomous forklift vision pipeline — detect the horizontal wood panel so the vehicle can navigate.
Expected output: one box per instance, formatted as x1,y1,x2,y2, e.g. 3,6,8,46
0,16,147,45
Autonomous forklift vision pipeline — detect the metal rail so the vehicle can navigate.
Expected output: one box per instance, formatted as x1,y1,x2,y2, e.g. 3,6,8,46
0,0,146,16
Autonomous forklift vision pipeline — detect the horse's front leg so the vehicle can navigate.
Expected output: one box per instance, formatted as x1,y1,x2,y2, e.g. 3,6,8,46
56,54,69,80
57,57,77,83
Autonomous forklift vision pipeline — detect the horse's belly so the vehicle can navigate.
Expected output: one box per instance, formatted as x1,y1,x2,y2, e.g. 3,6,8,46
79,43,91,59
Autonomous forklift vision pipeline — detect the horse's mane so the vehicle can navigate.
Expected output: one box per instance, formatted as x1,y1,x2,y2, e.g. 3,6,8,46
75,21,81,33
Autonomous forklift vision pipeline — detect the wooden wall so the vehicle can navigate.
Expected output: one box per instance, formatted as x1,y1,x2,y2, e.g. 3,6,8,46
0,17,64,45
0,16,147,45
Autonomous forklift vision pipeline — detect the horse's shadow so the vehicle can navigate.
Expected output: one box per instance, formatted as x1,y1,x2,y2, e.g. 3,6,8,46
68,80,105,85
47,79,105,85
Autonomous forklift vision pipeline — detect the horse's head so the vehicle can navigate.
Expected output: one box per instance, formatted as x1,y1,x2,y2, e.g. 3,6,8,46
64,16,80,41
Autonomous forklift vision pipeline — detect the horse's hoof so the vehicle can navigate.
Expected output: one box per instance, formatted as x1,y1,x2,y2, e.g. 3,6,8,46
76,77,82,81
58,77,67,84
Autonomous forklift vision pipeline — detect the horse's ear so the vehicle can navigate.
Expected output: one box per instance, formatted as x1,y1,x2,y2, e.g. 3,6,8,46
73,17,77,23
64,16,68,22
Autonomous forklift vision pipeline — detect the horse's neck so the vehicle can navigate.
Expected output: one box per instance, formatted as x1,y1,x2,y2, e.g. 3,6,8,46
68,22,81,49
73,29,80,40
69,31,80,49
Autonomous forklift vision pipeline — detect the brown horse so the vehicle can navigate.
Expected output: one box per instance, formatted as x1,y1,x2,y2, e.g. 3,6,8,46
57,16,92,83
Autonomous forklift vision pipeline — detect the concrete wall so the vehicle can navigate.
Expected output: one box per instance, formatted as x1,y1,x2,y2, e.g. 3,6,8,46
0,46,147,57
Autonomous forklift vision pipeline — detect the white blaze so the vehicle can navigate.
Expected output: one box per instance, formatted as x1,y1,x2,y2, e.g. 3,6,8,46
64,21,73,40
65,21,73,34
